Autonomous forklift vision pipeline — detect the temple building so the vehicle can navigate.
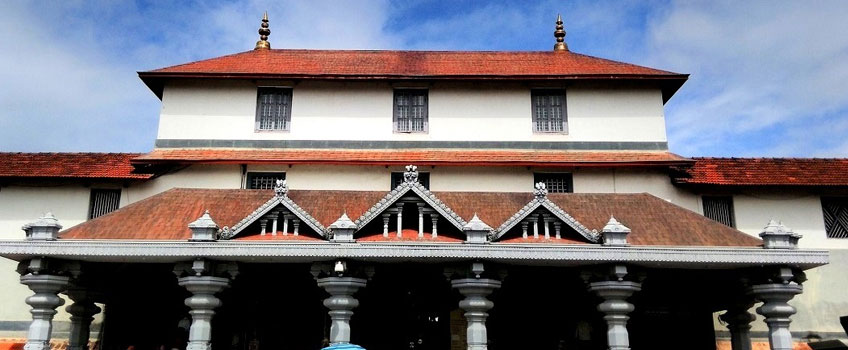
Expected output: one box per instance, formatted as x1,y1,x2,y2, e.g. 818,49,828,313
1,13,846,350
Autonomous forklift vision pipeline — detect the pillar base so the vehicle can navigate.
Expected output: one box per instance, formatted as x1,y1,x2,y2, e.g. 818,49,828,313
321,344,366,350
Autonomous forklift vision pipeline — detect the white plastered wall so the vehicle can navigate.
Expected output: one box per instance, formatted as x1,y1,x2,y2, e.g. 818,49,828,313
156,80,668,143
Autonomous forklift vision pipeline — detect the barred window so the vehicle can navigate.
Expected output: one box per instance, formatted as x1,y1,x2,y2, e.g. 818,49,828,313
391,172,430,189
89,189,121,219
393,90,428,133
255,88,292,131
822,197,848,238
533,173,573,193
532,90,567,133
702,196,735,227
247,172,286,190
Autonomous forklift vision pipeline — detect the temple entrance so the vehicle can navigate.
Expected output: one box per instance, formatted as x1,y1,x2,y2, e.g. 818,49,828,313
355,264,456,350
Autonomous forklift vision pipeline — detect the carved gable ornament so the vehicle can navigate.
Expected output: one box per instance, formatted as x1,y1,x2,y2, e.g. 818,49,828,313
219,184,325,239
492,182,599,243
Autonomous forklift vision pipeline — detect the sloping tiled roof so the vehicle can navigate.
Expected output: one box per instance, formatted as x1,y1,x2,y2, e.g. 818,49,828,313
134,149,691,167
145,49,682,78
60,188,761,247
673,157,848,186
138,49,688,100
0,153,152,180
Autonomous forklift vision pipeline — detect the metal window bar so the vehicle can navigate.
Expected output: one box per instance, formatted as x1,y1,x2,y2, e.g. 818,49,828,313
534,173,573,193
247,173,286,190
88,189,121,219
394,90,427,133
822,197,848,238
702,196,735,227
533,92,565,133
257,88,291,131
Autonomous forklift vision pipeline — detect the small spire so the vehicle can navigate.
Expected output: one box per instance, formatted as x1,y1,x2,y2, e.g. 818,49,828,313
255,12,271,50
553,13,569,52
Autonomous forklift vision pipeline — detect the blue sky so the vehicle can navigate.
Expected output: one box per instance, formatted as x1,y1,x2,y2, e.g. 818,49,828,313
1,1,846,157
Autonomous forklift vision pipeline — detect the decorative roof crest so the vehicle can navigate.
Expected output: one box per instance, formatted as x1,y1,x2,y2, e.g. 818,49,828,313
330,212,357,230
463,213,492,232
189,210,218,229
274,179,288,197
759,219,802,249
601,216,630,246
404,165,419,183
533,182,548,199
255,12,271,50
553,13,569,52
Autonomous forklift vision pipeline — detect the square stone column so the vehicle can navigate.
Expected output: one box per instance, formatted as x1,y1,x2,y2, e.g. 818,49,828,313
749,281,802,350
451,278,501,350
65,289,102,350
585,265,642,350
174,260,238,350
21,274,70,350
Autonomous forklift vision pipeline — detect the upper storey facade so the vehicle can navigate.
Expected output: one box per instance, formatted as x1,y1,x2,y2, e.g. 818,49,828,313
139,17,687,151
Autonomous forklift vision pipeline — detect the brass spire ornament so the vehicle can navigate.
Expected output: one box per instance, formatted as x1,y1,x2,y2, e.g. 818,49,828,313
553,13,569,52
255,12,271,50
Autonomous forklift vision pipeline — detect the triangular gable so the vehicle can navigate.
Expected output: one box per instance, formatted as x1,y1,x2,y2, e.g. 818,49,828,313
354,166,467,232
220,181,326,239
493,184,598,243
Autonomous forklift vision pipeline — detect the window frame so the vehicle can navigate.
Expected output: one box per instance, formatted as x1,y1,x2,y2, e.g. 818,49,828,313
255,87,293,132
701,195,736,228
393,89,429,134
390,171,430,189
533,172,574,193
88,188,121,220
531,89,568,134
822,197,848,239
245,172,287,190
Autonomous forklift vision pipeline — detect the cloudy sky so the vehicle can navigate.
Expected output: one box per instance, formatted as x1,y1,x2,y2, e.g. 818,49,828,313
1,0,846,157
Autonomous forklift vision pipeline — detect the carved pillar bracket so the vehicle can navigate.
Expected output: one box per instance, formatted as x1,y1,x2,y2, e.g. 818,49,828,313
451,278,502,350
584,265,642,350
17,258,79,350
749,268,804,350
174,260,238,350
315,276,367,347
719,298,756,350
65,288,101,350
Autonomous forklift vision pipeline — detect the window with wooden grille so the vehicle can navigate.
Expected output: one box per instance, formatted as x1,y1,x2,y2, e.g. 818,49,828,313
255,87,292,131
391,172,430,189
393,90,428,133
533,173,573,193
702,196,735,227
822,197,848,238
532,90,567,133
247,172,286,190
88,189,121,219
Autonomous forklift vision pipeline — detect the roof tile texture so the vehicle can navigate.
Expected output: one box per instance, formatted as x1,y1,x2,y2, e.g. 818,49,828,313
60,188,761,247
674,157,848,186
147,49,682,78
0,153,151,180
135,149,689,166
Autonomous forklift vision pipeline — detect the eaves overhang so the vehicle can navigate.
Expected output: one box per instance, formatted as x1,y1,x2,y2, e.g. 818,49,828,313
0,240,828,270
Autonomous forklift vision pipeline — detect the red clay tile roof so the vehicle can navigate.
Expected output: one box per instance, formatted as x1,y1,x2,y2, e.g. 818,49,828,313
60,188,761,247
133,149,691,167
138,49,688,100
0,153,152,180
673,157,848,186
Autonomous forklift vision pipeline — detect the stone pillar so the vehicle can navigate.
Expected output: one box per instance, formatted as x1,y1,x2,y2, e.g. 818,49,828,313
532,215,539,239
66,289,101,350
586,265,641,350
521,221,528,239
292,219,300,236
21,274,70,350
719,300,755,350
542,214,551,239
431,213,439,238
451,278,501,350
179,276,231,350
259,219,268,236
282,214,289,236
382,213,391,237
553,222,562,240
174,260,238,350
418,203,426,238
750,283,802,350
316,276,367,347
270,212,279,236
396,203,405,238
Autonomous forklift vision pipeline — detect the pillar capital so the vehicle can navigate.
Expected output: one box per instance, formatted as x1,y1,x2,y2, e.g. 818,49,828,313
65,288,101,350
316,275,367,348
20,274,71,350
749,282,802,350
584,265,642,350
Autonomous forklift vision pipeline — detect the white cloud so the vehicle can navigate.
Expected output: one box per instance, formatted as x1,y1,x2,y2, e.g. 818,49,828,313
644,1,848,156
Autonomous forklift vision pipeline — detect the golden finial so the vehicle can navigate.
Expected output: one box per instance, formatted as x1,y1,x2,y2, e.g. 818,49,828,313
553,13,568,52
255,12,271,50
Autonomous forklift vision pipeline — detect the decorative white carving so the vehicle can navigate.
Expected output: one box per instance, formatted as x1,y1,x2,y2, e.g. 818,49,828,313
759,220,802,249
220,194,325,239
274,179,288,197
403,165,419,183
533,182,548,198
494,194,598,243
